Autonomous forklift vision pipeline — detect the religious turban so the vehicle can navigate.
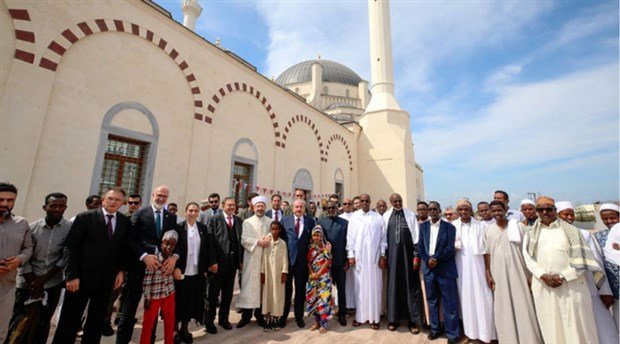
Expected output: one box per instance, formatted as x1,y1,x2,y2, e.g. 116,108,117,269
535,196,555,207
520,199,535,206
456,198,472,209
251,195,268,206
162,230,178,241
600,203,620,213
555,201,574,213
200,198,209,205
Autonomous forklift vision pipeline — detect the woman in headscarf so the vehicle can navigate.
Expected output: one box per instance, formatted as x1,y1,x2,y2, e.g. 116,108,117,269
306,225,334,334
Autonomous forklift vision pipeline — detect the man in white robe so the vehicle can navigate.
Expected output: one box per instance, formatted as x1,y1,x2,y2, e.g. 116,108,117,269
339,197,357,310
347,194,386,329
453,199,496,343
523,196,603,344
557,201,618,344
236,196,271,328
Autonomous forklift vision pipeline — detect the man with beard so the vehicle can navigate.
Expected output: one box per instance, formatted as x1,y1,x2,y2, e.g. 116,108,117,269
417,201,429,224
0,183,33,342
520,199,537,226
383,193,422,334
595,203,620,322
476,202,495,225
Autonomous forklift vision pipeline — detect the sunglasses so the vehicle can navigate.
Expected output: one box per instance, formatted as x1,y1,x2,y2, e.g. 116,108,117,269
209,200,219,203
343,202,352,205
128,201,140,205
536,207,555,213
360,199,370,203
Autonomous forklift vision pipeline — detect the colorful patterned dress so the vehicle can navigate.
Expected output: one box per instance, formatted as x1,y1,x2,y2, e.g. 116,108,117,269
306,243,334,327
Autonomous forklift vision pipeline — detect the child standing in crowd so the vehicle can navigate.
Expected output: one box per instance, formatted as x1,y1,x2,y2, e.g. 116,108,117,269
306,225,334,334
141,230,178,344
260,221,289,331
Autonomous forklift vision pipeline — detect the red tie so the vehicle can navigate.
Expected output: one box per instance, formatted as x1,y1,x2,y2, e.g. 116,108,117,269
295,217,300,237
106,214,114,238
274,212,279,222
227,216,232,228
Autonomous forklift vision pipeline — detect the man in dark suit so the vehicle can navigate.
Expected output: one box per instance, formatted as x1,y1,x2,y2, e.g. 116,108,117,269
52,187,131,344
116,185,178,344
205,197,243,334
265,194,283,222
418,201,460,344
280,199,314,328
318,200,348,326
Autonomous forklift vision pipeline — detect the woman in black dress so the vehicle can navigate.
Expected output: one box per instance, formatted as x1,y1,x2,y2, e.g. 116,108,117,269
173,202,209,343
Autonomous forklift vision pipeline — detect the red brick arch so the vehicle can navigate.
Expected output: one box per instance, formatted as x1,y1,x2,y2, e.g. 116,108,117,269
206,82,282,146
325,134,353,171
37,19,209,124
6,8,36,64
281,114,325,161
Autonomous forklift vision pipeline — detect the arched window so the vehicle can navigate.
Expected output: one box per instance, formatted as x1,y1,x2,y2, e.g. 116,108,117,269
230,138,259,206
334,168,344,197
292,169,313,200
90,102,159,200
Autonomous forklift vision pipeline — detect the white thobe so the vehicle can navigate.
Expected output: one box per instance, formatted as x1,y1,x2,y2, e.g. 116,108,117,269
454,218,496,342
580,229,618,344
523,223,599,344
347,209,386,323
236,215,271,309
340,211,356,308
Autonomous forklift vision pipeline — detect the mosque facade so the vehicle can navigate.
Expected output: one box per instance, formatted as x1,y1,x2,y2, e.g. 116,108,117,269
1,0,424,219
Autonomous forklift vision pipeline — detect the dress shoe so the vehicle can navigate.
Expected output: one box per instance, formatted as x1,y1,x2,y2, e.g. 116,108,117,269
102,322,115,336
218,321,233,330
296,318,305,328
338,316,347,326
179,328,193,343
205,323,217,334
447,339,459,344
257,318,266,328
428,332,441,340
237,318,251,328
278,318,287,328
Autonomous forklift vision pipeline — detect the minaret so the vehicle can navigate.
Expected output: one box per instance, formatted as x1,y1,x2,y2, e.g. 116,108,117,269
358,0,418,207
182,0,203,31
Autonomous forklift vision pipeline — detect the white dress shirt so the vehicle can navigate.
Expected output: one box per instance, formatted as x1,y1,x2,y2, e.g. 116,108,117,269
295,215,304,239
429,219,441,256
185,222,200,276
102,208,117,234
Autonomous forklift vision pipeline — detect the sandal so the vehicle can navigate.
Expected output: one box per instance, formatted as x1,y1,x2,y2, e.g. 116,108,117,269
370,323,380,330
352,320,362,327
319,327,327,334
388,324,397,331
409,326,420,335
310,323,320,331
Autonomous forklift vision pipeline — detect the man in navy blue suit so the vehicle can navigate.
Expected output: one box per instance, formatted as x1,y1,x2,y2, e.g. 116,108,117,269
280,199,315,328
418,201,460,344
318,201,348,326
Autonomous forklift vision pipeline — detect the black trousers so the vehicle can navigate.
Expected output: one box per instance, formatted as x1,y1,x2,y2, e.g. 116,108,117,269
8,283,63,344
207,259,237,323
52,281,114,344
116,262,146,344
282,263,308,321
330,265,346,317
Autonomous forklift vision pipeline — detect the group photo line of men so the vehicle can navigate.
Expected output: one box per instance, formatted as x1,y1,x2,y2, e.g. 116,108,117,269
0,182,619,344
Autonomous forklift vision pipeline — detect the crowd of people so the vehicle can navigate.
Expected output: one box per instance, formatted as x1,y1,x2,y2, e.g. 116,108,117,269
0,181,618,344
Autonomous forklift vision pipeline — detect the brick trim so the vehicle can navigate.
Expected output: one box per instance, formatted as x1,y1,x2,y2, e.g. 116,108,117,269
37,19,210,124
325,134,354,171
281,114,325,161
7,8,36,64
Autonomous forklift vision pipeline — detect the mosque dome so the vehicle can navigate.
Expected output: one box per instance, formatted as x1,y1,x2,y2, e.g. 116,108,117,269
275,59,363,87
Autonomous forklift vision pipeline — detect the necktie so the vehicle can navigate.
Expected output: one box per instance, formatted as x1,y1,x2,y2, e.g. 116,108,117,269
155,210,162,238
227,215,233,228
295,217,300,237
106,214,114,238
274,211,279,222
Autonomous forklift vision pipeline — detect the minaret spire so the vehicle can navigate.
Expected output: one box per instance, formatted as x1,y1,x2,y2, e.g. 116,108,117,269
366,0,401,112
182,0,203,31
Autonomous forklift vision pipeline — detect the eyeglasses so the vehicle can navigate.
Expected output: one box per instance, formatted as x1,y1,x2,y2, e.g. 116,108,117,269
128,202,140,205
360,199,370,203
343,202,351,205
209,200,219,203
393,199,403,203
536,207,555,213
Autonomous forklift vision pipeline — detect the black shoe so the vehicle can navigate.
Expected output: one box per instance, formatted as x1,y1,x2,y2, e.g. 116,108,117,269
428,332,441,340
179,328,193,343
447,340,459,344
102,322,115,336
174,333,181,344
296,318,305,328
278,318,287,328
218,321,232,330
113,315,121,325
237,318,251,328
338,316,347,326
205,323,217,334
257,318,266,328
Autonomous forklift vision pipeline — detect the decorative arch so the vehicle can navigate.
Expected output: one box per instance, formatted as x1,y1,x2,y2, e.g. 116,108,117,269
281,114,325,161
292,168,313,193
205,81,281,146
6,7,36,64
325,134,353,171
37,19,209,124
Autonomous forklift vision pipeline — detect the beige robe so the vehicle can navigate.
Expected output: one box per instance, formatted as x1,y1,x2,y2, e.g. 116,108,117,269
236,215,270,309
261,234,288,317
486,222,542,343
523,223,599,344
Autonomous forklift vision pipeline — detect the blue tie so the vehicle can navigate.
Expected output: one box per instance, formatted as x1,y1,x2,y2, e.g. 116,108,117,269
155,210,162,238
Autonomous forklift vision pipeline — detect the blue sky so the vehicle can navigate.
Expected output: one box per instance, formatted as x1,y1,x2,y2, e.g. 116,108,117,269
157,0,619,208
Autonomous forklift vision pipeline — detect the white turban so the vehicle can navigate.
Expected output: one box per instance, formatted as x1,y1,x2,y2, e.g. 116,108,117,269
251,195,268,206
556,201,574,213
162,230,178,241
600,203,620,213
520,199,535,206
